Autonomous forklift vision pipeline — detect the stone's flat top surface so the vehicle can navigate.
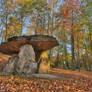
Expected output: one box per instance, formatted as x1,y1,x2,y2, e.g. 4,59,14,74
8,35,57,42
0,35,59,55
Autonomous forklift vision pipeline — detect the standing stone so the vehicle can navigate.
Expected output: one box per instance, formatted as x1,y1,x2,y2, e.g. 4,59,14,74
2,44,37,75
15,44,37,75
2,56,18,75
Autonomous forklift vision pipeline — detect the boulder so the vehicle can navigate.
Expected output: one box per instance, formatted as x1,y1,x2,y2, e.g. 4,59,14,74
15,44,37,75
2,45,37,75
2,56,18,75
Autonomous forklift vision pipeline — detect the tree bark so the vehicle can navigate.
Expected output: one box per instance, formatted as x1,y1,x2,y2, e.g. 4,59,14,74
71,10,75,70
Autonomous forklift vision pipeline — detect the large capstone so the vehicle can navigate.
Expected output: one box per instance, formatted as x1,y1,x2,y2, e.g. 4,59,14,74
0,35,59,55
2,45,37,75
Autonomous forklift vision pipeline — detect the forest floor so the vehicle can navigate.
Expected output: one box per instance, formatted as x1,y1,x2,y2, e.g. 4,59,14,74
0,68,91,92
0,56,92,92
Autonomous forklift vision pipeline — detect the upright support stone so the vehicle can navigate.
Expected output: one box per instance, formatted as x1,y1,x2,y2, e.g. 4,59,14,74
16,44,37,75
2,56,18,75
2,45,37,75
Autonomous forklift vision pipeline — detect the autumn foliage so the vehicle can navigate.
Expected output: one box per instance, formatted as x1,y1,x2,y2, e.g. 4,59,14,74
0,69,92,92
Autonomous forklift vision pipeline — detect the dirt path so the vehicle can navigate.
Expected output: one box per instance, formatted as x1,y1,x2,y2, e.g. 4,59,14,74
49,68,92,79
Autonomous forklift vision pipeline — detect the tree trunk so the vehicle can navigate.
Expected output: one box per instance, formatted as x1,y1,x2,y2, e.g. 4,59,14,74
71,34,75,70
71,10,75,70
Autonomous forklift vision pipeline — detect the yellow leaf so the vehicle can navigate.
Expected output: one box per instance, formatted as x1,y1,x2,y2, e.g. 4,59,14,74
40,52,48,59
25,0,30,2
39,61,50,73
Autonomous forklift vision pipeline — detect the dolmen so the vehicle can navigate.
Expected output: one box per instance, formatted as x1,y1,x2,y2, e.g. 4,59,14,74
0,35,59,76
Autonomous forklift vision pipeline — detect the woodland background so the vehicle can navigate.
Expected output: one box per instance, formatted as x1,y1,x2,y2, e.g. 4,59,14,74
0,0,92,71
